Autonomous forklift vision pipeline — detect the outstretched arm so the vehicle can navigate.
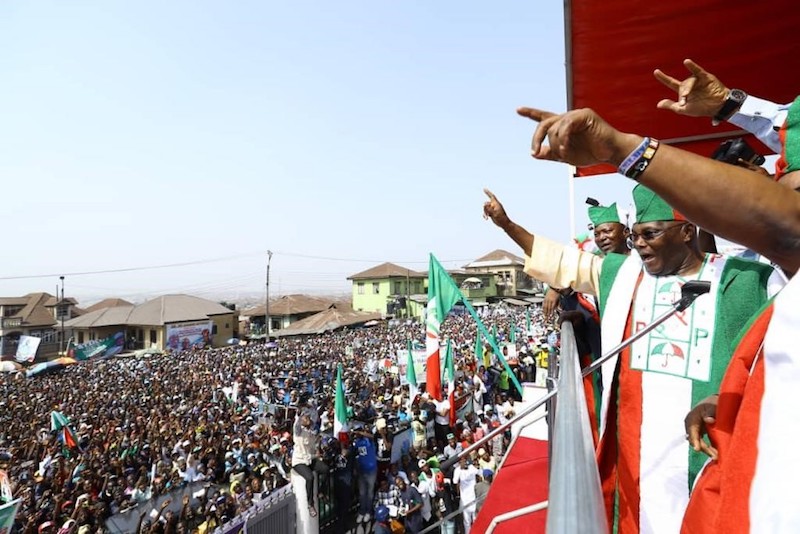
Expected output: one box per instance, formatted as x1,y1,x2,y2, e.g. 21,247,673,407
517,107,800,273
482,188,534,255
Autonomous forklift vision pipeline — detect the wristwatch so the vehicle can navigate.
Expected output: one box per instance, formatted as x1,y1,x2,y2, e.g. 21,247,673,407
712,88,747,125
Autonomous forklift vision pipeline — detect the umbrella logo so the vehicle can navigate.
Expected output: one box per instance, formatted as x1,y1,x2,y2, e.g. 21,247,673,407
652,342,684,368
658,281,683,302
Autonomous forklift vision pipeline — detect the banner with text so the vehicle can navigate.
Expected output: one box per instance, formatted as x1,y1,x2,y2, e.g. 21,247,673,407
72,332,125,361
15,336,40,363
166,321,213,352
396,349,427,385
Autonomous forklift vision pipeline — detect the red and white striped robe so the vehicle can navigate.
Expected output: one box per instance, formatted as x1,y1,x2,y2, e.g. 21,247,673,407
682,270,800,533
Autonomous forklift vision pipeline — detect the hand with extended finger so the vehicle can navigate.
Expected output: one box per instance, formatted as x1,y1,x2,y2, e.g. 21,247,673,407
482,189,511,229
653,59,729,118
516,107,631,167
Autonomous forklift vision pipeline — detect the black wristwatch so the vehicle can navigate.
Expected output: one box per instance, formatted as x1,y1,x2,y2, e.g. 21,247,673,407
712,89,747,125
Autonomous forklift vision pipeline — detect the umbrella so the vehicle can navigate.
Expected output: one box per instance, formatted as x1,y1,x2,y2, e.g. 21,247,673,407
0,361,22,373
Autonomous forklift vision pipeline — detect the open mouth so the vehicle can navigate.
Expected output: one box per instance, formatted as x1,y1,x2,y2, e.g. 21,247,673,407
639,253,656,266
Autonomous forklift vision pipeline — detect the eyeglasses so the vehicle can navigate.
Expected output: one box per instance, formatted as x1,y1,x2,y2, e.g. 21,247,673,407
629,222,687,244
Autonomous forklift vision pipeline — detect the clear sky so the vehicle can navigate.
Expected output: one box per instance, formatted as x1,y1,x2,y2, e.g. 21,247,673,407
0,1,637,305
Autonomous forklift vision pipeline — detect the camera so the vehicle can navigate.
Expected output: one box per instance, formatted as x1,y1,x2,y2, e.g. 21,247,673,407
711,138,765,166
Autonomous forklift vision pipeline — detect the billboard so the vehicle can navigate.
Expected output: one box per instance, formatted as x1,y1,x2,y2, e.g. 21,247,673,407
15,336,40,363
166,321,213,351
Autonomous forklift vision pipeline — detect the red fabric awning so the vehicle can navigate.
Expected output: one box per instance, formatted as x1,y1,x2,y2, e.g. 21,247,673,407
566,0,800,176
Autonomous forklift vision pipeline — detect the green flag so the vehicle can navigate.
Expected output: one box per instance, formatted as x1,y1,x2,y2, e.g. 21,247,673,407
334,364,349,435
492,324,498,344
406,340,418,408
425,253,523,396
526,307,531,332
475,330,488,367
0,499,20,531
510,322,517,343
444,339,456,426
426,255,463,400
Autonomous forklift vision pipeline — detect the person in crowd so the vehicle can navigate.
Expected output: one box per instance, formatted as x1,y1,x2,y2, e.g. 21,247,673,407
396,475,423,534
331,438,354,533
474,469,493,514
372,505,392,534
485,175,783,533
353,423,378,524
453,456,480,533
409,470,435,528
373,478,399,510
291,408,328,518
431,471,457,534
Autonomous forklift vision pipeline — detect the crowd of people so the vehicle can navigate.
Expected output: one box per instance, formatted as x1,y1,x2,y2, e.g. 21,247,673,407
0,303,555,534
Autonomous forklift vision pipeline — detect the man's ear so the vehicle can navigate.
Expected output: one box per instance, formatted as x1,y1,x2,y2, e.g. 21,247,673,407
682,223,697,243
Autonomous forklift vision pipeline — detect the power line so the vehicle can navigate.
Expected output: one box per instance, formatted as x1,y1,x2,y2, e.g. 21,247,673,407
0,250,474,282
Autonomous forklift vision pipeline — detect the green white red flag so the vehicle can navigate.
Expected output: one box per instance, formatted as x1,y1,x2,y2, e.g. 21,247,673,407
406,340,418,410
334,364,349,437
425,255,461,401
444,338,456,427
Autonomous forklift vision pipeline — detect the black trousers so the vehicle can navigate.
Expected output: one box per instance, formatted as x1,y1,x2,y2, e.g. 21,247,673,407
292,459,329,506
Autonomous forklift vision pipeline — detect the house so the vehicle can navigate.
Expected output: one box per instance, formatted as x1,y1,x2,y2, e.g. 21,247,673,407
463,249,539,297
64,294,237,351
241,294,348,336
347,262,426,317
0,293,79,358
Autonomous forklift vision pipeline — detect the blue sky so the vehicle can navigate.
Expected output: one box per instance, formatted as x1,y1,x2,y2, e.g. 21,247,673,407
0,1,636,304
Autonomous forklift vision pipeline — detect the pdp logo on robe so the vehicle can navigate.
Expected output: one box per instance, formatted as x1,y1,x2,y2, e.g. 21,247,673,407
650,342,685,371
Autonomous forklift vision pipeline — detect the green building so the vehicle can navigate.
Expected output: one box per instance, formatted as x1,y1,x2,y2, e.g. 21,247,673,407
348,262,426,317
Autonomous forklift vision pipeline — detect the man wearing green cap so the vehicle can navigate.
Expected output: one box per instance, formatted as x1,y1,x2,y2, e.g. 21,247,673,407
483,184,784,534
541,200,631,444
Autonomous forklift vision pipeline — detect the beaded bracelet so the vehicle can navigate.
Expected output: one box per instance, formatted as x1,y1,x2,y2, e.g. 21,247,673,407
618,137,660,181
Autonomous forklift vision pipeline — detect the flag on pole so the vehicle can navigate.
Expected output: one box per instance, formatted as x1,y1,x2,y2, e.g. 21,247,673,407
526,307,532,332
334,364,349,437
424,254,524,396
50,410,70,432
476,330,490,368
444,339,456,427
406,340,418,410
50,410,78,450
425,255,462,401
492,324,499,344
0,499,20,531
510,322,517,343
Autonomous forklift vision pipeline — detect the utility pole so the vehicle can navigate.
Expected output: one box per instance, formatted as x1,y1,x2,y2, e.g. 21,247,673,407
265,251,272,339
59,276,65,354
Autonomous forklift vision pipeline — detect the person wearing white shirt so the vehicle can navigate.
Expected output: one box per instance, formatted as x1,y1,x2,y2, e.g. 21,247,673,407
410,470,435,525
434,398,451,447
453,457,480,533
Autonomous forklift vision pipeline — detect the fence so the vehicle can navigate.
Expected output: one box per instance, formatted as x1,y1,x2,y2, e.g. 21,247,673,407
215,485,296,534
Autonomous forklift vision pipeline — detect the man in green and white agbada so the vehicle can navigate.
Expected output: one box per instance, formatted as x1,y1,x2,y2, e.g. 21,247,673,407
484,184,784,534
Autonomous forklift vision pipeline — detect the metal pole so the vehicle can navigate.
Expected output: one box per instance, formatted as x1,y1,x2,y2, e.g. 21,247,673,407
265,251,272,338
59,276,65,354
581,280,710,378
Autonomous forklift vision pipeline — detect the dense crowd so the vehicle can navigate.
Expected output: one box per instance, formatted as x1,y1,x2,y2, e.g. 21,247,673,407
0,304,554,534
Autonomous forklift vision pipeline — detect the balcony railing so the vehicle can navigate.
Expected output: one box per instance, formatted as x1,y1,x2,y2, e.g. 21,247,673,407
0,318,22,329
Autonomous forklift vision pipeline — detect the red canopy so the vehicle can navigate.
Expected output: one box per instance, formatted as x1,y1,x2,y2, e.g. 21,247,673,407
567,0,800,175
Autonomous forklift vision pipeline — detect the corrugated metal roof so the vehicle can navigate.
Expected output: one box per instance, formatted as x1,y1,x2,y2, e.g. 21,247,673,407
275,308,382,336
348,262,425,280
65,294,234,328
